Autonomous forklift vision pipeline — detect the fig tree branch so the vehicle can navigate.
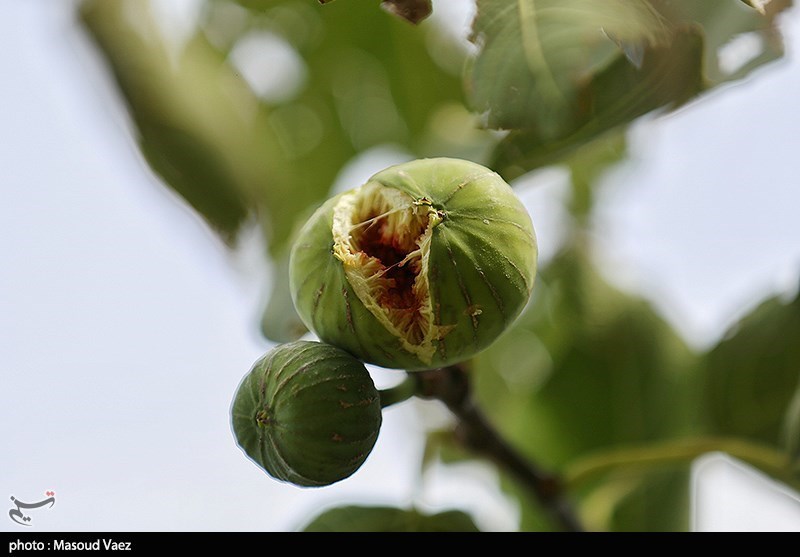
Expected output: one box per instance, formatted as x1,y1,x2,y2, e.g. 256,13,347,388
413,364,585,533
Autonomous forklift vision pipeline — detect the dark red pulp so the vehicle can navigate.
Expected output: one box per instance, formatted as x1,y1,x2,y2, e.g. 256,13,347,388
357,216,419,311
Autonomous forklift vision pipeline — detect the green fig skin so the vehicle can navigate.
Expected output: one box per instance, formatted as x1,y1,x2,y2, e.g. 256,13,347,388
231,341,382,487
290,157,537,371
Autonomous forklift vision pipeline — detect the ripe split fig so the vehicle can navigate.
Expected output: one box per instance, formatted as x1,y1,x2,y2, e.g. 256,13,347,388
231,341,382,487
290,157,537,370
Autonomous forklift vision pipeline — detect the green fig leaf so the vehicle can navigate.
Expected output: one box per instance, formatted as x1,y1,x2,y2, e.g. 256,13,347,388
563,129,627,221
492,27,705,179
701,291,800,448
651,0,792,84
260,249,308,343
467,0,670,134
782,384,800,467
466,245,699,531
477,0,792,178
80,0,318,250
223,0,464,143
302,505,481,532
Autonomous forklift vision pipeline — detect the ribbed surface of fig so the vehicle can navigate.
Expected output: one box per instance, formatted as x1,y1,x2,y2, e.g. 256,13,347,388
290,157,537,370
231,341,382,487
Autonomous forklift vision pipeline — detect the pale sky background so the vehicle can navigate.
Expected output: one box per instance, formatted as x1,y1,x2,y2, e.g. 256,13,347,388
1,0,800,532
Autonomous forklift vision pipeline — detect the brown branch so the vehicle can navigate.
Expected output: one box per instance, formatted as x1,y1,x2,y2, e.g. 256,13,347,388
414,364,585,532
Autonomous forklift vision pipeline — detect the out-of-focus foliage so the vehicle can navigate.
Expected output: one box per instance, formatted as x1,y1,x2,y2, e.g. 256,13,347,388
473,0,792,178
493,27,705,179
302,505,480,532
80,0,799,531
467,0,671,132
81,1,256,244
82,0,482,341
80,0,792,342
702,291,800,449
468,241,698,531
431,241,799,531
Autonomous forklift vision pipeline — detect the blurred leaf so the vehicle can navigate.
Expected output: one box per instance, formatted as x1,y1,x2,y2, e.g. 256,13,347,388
226,0,465,148
302,505,481,532
135,125,249,243
564,129,627,221
783,384,800,466
81,1,247,242
702,291,800,448
467,0,669,134
467,242,699,530
80,0,317,249
651,0,792,84
599,470,689,532
493,27,705,179
476,245,698,461
260,249,308,342
83,0,473,341
477,0,791,178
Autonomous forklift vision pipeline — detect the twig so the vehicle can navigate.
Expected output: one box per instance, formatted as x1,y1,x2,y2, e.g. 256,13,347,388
413,364,585,532
565,436,799,491
379,376,418,408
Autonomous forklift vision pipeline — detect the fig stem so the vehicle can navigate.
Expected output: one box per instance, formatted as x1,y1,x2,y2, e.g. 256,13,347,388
378,377,418,408
413,364,585,533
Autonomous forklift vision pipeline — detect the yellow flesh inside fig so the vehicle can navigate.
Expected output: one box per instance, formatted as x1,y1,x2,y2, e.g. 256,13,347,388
332,183,446,364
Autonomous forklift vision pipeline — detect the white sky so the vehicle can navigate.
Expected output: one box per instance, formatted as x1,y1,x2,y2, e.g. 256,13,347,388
1,0,799,532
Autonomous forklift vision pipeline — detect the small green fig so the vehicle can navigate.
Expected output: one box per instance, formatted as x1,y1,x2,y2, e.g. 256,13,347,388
231,341,382,487
290,157,537,371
